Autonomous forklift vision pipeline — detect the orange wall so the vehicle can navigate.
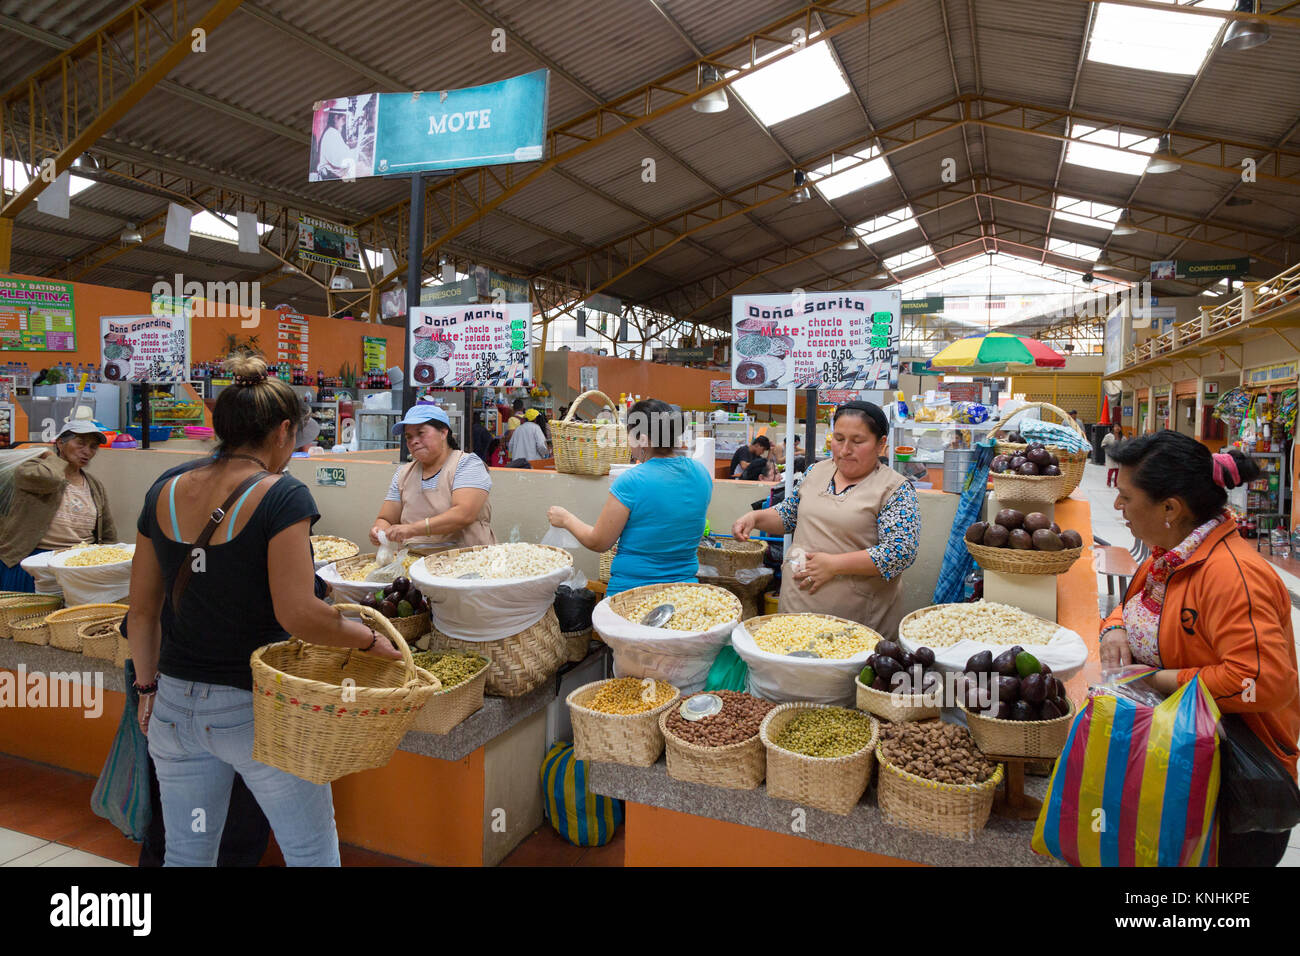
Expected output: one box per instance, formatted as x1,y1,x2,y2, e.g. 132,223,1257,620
1,273,406,378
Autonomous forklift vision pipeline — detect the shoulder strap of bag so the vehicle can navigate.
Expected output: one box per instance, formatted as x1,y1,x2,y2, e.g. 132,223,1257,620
170,470,270,611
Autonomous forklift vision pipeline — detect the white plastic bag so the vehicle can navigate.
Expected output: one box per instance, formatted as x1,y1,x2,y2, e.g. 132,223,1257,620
731,618,870,706
410,556,572,642
48,543,135,605
590,599,736,694
368,548,410,584
897,624,1089,683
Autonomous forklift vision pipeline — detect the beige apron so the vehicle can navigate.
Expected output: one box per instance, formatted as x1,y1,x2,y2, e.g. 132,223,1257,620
779,457,907,639
398,449,496,548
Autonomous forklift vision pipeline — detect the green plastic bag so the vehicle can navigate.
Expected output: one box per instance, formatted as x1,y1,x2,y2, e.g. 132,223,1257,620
89,658,152,841
705,644,749,692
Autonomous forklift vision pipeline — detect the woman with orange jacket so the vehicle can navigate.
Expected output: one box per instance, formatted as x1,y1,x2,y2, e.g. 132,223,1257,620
1100,430,1300,866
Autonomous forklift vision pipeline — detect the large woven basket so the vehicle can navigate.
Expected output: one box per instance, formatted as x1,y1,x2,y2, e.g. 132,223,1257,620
0,594,62,639
965,540,1084,575
384,610,431,644
553,389,631,476
992,401,1089,501
599,547,616,583
79,619,122,662
567,678,681,766
696,539,766,577
408,652,490,734
429,607,565,697
960,698,1076,759
876,741,1004,842
759,703,879,816
9,612,53,645
989,471,1069,506
46,603,128,652
659,707,766,790
606,581,743,630
310,534,360,568
854,675,942,723
563,627,593,663
250,604,441,784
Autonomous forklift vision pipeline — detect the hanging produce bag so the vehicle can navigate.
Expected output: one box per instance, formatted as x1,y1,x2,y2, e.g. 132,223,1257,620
90,658,153,841
1032,670,1222,867
932,441,994,605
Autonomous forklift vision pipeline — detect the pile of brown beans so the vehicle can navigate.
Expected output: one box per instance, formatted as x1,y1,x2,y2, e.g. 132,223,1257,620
879,720,998,786
664,691,776,747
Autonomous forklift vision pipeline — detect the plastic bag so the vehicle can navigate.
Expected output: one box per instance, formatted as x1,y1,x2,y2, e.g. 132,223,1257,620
411,556,573,642
732,567,772,587
731,619,867,706
590,599,737,694
0,446,49,516
1217,713,1300,835
704,644,749,692
367,548,410,584
90,658,153,841
554,584,598,633
540,526,582,550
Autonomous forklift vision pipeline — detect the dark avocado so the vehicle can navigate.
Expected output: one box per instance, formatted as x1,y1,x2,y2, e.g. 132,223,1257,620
1017,462,1040,476
966,650,994,674
1032,529,1064,551
1021,672,1047,703
983,524,1010,548
995,674,1021,705
965,521,990,543
1059,529,1084,549
995,508,1025,530
1022,512,1051,533
993,648,1020,677
1040,698,1064,720
1008,528,1034,550
1011,700,1037,721
875,640,904,662
913,646,936,668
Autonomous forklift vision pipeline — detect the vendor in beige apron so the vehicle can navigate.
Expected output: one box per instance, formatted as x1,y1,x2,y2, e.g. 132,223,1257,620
731,401,920,640
369,405,495,550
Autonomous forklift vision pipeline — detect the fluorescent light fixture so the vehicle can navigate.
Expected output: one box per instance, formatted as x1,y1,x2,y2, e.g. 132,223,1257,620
789,169,811,204
837,226,859,251
1049,237,1103,260
1064,123,1161,177
1145,133,1181,174
1222,0,1270,50
1053,194,1123,230
1112,209,1138,236
884,244,935,270
853,205,919,246
190,210,273,245
727,33,851,126
693,64,729,114
1087,0,1233,76
809,146,891,201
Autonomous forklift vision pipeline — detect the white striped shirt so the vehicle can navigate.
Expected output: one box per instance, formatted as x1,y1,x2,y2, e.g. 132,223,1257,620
384,454,492,501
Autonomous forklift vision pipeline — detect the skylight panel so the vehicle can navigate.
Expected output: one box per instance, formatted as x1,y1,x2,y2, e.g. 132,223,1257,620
1048,237,1103,260
809,146,892,201
1087,0,1232,76
1053,194,1123,230
190,211,273,245
3,159,96,199
854,205,919,246
884,244,935,270
1063,124,1160,176
727,34,851,127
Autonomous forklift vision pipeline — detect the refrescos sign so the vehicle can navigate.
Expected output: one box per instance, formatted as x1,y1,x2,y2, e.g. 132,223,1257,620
308,70,550,181
730,290,901,390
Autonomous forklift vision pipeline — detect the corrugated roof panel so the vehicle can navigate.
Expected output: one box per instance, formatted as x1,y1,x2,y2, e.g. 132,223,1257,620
1073,65,1193,130
1177,31,1300,145
976,0,1089,104
634,104,792,197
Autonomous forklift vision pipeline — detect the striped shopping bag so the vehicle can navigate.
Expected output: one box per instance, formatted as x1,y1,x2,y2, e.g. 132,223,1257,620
1032,670,1222,867
540,742,623,847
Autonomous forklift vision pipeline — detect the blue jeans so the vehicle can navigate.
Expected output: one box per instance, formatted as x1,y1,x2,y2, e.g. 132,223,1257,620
147,674,340,867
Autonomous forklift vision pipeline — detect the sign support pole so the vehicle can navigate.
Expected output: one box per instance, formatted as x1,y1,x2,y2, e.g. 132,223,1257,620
400,172,427,464
783,384,795,556
140,382,151,450
804,388,817,465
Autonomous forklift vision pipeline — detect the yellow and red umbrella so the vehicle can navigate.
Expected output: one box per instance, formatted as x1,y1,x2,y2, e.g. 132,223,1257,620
930,332,1065,369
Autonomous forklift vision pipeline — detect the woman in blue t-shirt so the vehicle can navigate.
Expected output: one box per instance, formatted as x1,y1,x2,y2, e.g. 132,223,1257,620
547,398,712,595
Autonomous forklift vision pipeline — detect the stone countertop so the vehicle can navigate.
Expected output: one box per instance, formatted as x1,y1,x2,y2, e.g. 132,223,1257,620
586,758,1059,867
0,639,556,764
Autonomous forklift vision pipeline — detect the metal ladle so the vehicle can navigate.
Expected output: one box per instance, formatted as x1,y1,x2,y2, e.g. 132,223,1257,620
641,604,675,628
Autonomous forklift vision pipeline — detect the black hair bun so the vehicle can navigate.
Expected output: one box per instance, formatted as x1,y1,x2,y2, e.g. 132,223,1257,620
1224,448,1261,489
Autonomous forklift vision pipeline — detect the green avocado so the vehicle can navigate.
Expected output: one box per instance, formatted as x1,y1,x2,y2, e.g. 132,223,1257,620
859,665,876,686
1014,651,1042,679
397,599,414,618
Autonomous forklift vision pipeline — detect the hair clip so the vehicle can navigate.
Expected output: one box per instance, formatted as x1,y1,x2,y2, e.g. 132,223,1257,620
233,371,268,386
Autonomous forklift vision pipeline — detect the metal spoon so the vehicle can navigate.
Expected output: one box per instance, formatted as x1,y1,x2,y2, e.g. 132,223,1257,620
457,572,481,580
641,603,675,628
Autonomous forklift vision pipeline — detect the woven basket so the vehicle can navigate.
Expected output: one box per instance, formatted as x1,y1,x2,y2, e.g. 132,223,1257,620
989,471,1069,506
606,582,743,630
310,534,360,567
567,678,681,766
383,610,431,644
79,619,122,662
46,603,128,652
960,698,1076,759
992,401,1089,501
0,594,62,639
553,389,631,476
696,539,766,577
599,547,616,583
563,627,593,663
759,703,879,815
409,653,490,734
875,741,1004,841
250,604,442,784
429,607,565,697
9,612,53,645
965,541,1084,575
660,708,766,790
854,676,942,723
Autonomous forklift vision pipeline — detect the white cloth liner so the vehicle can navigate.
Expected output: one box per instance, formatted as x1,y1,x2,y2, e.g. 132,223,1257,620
410,554,573,643
20,550,64,596
898,619,1089,683
731,618,870,706
46,543,135,605
590,598,737,695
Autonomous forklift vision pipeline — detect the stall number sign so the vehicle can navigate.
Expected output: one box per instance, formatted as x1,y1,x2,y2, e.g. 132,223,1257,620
316,466,347,488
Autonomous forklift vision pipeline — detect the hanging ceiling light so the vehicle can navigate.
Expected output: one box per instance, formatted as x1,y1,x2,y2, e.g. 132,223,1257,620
119,222,142,244
837,226,859,251
72,153,99,171
280,261,298,275
1222,0,1270,50
789,170,810,204
871,264,890,279
1093,249,1114,270
1111,209,1137,236
692,64,730,114
1145,134,1180,174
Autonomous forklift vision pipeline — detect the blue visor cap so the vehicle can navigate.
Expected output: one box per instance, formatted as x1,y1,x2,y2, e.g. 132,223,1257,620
393,404,451,435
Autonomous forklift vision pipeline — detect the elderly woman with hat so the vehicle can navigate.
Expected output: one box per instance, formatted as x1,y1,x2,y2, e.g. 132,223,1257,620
369,405,496,548
0,420,119,592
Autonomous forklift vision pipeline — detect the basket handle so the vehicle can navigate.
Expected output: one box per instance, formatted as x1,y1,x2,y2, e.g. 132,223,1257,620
564,389,618,423
991,401,1086,440
334,603,417,684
